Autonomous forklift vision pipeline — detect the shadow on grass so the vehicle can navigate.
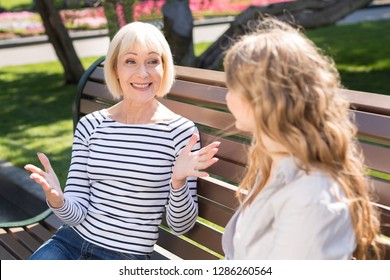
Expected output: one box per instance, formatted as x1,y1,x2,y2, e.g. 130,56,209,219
0,69,75,133
0,67,76,184
307,20,390,95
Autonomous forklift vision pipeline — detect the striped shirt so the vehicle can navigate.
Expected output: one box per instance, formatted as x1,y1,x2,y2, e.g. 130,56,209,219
51,109,199,255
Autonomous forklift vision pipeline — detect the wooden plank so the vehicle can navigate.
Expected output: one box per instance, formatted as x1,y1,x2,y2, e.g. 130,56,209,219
371,177,390,211
83,81,113,101
200,132,249,165
159,99,250,138
79,99,110,116
0,229,31,260
25,223,52,244
339,88,390,116
42,213,62,232
160,219,224,256
360,142,390,174
89,66,105,82
206,159,246,184
157,228,218,260
183,223,224,256
197,197,234,228
0,243,17,260
176,66,225,87
169,80,227,108
197,177,239,210
8,227,41,252
353,110,390,142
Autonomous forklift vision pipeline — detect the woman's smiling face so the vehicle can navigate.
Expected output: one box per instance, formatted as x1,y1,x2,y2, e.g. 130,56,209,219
116,48,163,102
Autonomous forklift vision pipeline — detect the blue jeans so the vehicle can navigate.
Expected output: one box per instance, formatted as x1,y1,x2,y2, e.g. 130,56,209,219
29,224,150,260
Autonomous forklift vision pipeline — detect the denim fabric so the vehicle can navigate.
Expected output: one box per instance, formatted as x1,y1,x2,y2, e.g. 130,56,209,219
29,224,150,260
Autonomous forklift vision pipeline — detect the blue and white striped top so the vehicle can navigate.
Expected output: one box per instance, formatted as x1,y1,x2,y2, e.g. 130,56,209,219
51,109,199,255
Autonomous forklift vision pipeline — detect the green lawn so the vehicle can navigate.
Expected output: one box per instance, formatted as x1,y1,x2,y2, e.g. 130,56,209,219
306,20,390,95
0,20,389,186
0,57,99,185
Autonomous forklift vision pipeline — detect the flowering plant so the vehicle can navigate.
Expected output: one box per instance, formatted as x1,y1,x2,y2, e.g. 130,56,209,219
0,0,289,39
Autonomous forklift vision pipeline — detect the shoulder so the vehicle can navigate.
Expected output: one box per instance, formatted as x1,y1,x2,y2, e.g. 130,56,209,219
280,171,347,209
75,110,108,138
168,115,197,133
77,110,107,127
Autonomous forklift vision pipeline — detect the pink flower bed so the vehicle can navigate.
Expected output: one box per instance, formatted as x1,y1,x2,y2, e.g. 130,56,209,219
0,0,291,38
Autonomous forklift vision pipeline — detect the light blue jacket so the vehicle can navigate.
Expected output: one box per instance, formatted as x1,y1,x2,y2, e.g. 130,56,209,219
222,157,355,259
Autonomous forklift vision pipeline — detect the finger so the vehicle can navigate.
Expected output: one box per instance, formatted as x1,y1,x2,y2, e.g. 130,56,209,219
192,170,210,178
197,147,219,162
37,152,54,173
24,164,45,175
196,157,219,171
184,133,200,152
198,141,221,155
29,173,52,193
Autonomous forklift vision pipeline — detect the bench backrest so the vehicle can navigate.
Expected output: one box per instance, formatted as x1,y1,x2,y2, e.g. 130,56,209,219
75,57,390,259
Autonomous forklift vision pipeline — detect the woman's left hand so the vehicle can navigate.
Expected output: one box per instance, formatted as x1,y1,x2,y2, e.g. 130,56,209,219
171,133,220,190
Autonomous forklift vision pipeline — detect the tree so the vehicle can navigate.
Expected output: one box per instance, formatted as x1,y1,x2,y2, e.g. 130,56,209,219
102,0,137,40
163,0,373,69
35,0,85,84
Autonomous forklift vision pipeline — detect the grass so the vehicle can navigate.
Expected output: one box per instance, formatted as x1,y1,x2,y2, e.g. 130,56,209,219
0,56,100,185
0,20,389,186
306,20,390,95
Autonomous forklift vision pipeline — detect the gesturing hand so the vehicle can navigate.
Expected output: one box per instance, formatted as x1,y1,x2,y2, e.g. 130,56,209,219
171,133,220,190
24,152,64,208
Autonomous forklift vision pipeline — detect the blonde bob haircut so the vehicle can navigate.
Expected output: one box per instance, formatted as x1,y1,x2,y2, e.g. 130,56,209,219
104,22,175,99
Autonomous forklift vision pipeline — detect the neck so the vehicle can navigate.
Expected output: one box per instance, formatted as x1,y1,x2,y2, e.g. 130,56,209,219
110,99,159,124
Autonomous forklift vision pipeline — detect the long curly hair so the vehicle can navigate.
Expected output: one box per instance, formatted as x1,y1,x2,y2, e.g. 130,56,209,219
223,17,382,259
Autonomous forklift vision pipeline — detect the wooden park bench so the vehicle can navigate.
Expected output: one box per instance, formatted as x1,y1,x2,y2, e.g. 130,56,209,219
1,56,389,259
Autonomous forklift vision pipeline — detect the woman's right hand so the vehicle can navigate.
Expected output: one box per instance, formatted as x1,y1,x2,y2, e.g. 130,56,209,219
24,152,64,208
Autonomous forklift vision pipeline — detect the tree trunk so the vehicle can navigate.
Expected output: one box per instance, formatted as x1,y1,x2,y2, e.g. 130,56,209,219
162,0,196,66
35,0,85,84
194,0,373,69
102,0,136,40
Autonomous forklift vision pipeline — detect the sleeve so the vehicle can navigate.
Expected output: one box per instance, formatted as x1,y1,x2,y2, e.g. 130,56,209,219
50,114,100,225
165,120,199,235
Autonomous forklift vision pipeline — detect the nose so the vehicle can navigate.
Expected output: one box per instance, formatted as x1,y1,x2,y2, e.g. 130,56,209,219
137,64,149,78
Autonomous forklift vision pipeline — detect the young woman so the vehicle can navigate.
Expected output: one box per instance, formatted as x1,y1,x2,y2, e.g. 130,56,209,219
24,22,220,260
222,17,382,260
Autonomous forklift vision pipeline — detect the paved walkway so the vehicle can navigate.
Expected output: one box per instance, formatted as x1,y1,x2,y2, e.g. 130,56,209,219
0,5,389,67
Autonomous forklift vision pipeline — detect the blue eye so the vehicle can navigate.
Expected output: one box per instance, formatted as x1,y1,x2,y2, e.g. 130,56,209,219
125,59,136,64
149,59,158,65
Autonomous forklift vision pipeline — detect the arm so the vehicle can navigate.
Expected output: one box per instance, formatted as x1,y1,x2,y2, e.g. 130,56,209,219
52,119,93,225
25,115,98,225
167,128,220,235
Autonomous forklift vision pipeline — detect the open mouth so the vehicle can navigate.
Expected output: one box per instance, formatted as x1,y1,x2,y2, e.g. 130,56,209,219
131,83,151,89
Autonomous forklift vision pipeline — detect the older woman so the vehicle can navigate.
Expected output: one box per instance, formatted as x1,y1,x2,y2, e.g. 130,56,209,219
25,22,220,260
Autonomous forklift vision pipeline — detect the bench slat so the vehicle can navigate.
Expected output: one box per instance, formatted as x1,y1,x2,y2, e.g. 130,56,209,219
0,243,17,260
25,223,53,244
201,132,249,165
159,99,250,138
8,227,41,253
82,81,112,101
0,228,32,260
354,110,390,143
89,66,105,82
157,228,218,260
176,65,225,87
169,80,227,108
339,88,390,116
360,142,390,174
198,177,239,210
206,158,246,184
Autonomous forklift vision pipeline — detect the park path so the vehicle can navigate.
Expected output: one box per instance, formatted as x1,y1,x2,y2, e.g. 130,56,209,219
0,5,389,67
